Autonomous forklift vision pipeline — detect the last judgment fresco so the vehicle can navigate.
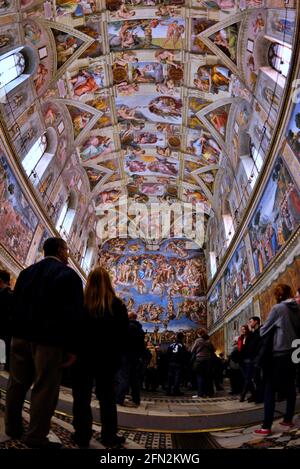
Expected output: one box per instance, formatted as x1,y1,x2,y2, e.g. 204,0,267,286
99,238,207,331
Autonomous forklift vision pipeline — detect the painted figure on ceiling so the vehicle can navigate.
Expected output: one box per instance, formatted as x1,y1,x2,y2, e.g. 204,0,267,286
70,66,104,96
271,18,294,37
195,65,231,94
80,135,113,160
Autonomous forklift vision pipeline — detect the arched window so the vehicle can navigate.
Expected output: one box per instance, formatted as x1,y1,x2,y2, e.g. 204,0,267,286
0,51,25,88
56,191,77,238
223,214,234,247
240,144,264,190
209,251,217,278
22,128,57,185
81,232,96,273
268,42,292,78
0,47,35,100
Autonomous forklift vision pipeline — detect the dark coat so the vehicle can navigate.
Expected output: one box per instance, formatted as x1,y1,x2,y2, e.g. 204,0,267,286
127,319,146,357
0,286,13,338
11,257,84,352
79,297,129,370
240,328,262,361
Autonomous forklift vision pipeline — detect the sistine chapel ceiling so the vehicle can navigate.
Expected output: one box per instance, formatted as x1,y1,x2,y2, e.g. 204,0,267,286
0,0,296,251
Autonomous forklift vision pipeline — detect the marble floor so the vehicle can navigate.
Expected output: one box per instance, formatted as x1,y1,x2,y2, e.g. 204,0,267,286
1,369,300,450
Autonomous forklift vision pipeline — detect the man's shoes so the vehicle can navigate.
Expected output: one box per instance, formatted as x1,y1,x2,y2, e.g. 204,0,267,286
280,421,294,428
70,433,90,448
247,396,255,403
254,428,272,436
101,435,126,448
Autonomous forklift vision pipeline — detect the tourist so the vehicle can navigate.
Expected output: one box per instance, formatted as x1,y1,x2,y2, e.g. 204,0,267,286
72,267,128,448
255,284,300,435
5,237,84,448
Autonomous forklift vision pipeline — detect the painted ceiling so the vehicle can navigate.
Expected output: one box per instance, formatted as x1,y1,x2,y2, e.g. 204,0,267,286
1,0,295,247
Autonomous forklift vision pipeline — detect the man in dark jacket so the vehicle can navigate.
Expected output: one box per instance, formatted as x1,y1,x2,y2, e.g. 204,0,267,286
166,332,187,396
116,312,146,406
0,270,13,371
240,316,262,402
5,237,84,448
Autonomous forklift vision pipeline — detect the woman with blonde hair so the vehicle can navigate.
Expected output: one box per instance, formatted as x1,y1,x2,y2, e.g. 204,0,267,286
71,266,129,448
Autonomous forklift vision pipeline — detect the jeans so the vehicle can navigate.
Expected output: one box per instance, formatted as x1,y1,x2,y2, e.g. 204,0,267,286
195,360,213,397
167,362,182,394
116,354,142,405
263,354,296,429
241,359,256,398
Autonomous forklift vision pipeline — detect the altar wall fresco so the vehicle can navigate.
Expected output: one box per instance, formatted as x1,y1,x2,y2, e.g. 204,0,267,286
99,238,207,332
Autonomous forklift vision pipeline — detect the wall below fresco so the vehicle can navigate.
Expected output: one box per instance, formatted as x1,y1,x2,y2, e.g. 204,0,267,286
210,327,225,355
212,252,300,357
258,255,300,322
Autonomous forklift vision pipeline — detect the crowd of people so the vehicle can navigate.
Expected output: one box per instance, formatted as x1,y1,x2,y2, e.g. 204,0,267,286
0,236,300,447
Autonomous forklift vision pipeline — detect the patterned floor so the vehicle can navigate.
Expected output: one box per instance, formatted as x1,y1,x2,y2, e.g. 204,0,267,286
0,401,173,450
209,413,300,449
2,368,300,450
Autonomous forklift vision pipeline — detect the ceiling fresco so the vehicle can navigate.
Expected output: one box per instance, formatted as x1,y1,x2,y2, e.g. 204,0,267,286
0,0,297,250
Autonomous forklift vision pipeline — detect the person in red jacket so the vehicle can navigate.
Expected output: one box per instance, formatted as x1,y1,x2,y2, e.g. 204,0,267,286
237,325,250,353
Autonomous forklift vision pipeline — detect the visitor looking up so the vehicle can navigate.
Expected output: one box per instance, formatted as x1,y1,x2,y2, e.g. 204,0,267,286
5,237,84,448
255,284,300,435
72,266,129,448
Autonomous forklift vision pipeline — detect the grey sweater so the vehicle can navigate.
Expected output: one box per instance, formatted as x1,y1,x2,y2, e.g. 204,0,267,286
260,300,300,355
191,337,215,361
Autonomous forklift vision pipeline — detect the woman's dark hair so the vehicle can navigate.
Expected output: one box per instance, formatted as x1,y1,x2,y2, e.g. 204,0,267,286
273,284,293,304
198,328,209,340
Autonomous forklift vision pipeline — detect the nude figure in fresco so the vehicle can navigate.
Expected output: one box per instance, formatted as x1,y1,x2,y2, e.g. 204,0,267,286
70,67,104,96
154,50,179,68
112,3,135,19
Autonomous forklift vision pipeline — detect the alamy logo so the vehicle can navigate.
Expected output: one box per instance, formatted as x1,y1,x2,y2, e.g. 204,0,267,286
95,196,205,245
291,339,300,364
